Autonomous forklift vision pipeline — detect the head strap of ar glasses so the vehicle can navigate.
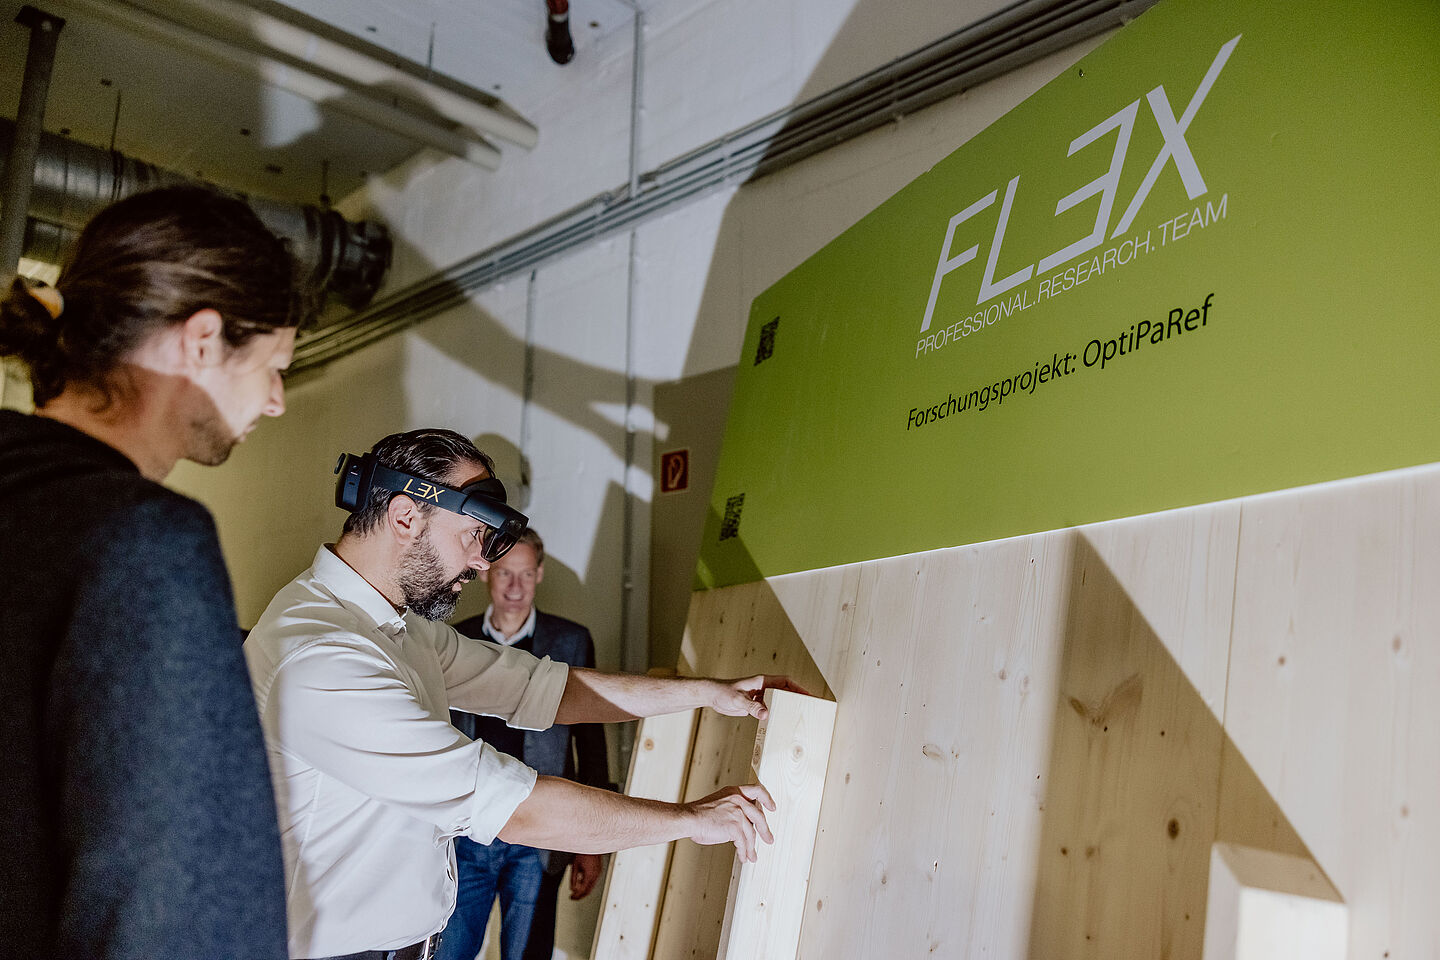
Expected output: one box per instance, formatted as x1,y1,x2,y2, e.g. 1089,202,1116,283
333,452,528,562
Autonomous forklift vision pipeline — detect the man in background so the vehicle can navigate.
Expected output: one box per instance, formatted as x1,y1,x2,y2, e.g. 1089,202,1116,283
440,527,612,960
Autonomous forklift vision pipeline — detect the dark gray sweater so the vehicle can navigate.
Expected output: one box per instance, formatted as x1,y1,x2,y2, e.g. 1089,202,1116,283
0,410,287,959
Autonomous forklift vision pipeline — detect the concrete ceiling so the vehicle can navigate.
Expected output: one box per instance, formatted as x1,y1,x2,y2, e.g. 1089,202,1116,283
0,0,637,207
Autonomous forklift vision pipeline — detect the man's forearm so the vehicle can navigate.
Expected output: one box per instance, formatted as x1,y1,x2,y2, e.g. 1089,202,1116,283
498,776,690,852
554,668,719,724
498,775,775,862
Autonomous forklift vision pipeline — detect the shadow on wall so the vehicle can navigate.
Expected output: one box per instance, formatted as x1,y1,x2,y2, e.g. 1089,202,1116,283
434,430,619,641
472,432,529,510
401,287,639,666
1024,535,1333,958
650,524,1342,958
648,365,737,671
646,1,1110,675
174,1,1107,953
414,294,644,469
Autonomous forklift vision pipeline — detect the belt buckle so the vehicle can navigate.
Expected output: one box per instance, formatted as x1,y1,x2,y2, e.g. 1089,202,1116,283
419,933,440,960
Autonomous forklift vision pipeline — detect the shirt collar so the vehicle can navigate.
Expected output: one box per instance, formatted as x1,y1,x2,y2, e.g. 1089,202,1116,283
310,545,408,636
481,605,536,646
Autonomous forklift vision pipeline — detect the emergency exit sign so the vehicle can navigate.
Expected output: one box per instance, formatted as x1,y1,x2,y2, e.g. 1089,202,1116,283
660,449,690,493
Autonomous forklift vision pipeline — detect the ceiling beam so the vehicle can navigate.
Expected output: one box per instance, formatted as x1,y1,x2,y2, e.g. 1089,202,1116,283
49,0,503,170
136,0,539,150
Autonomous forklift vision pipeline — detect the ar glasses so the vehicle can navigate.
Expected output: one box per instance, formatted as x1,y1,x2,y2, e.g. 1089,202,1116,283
333,452,528,562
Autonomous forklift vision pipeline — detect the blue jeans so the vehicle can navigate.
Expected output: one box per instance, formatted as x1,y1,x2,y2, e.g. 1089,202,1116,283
437,837,544,960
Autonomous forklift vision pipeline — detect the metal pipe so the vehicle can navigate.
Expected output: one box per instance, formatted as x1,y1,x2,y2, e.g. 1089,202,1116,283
292,0,1154,372
608,0,647,676
0,6,64,276
621,229,644,674
144,0,538,149
619,0,644,198
2,120,392,306
57,0,502,169
520,269,537,510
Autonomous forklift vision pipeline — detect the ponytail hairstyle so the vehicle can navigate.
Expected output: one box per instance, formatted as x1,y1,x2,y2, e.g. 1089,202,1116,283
0,186,314,407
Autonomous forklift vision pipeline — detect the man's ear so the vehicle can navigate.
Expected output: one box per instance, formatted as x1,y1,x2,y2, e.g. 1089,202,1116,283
534,560,545,587
386,495,422,543
179,308,226,369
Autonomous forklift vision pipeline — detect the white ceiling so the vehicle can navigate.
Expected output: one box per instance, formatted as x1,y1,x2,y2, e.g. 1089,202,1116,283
0,0,638,206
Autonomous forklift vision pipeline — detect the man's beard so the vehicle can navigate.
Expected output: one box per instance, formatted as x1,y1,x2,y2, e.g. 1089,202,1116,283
398,526,476,621
186,408,240,466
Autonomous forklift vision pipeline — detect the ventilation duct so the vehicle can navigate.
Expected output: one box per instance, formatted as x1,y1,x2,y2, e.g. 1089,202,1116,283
0,118,391,308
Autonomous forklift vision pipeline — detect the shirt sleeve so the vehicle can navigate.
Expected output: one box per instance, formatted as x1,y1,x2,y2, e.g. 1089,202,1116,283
433,622,569,730
266,639,538,843
570,628,615,790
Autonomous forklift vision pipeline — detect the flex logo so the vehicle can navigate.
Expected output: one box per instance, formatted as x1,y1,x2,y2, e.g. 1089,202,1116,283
919,34,1241,334
402,478,444,502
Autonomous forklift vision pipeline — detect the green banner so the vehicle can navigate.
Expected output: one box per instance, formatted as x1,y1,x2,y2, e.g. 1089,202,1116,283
699,0,1440,588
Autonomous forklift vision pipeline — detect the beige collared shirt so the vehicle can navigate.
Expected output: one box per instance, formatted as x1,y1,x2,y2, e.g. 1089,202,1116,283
244,546,569,958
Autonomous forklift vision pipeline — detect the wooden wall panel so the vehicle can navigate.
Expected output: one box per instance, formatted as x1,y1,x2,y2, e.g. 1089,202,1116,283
1224,466,1440,958
1080,504,1240,715
592,708,699,960
652,578,835,960
641,464,1440,959
766,565,862,695
1201,843,1346,960
716,690,836,960
798,533,1072,959
1026,527,1236,959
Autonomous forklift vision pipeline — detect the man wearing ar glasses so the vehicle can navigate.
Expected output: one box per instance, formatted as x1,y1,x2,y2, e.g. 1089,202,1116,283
244,427,802,960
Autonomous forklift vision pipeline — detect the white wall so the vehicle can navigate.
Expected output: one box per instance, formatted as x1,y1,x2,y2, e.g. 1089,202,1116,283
178,0,1104,658
166,3,1109,956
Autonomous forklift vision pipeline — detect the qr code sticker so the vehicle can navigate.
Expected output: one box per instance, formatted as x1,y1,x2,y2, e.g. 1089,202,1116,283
753,317,778,365
720,493,745,541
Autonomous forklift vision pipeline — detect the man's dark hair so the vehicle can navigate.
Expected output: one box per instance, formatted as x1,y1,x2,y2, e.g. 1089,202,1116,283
342,428,497,537
0,186,314,406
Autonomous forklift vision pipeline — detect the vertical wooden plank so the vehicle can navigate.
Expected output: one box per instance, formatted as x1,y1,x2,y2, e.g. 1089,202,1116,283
799,531,1074,960
592,708,700,960
1225,465,1440,958
653,579,835,960
1080,502,1241,715
652,707,757,959
1025,524,1236,960
647,469,1440,959
715,690,836,960
1202,843,1346,960
767,564,863,696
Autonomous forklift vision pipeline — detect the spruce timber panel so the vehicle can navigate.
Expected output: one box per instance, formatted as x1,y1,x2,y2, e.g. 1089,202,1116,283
716,690,837,960
592,708,699,960
652,579,835,959
1225,465,1440,959
766,565,863,696
797,533,1072,959
1081,505,1239,715
1025,517,1242,960
650,467,1440,958
794,505,1249,959
1201,843,1347,960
